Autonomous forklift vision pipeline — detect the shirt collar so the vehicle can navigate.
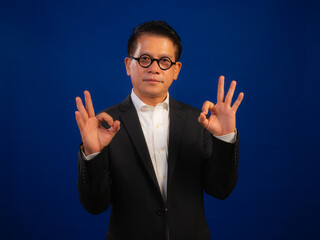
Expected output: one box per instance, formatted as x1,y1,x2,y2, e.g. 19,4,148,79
131,89,169,112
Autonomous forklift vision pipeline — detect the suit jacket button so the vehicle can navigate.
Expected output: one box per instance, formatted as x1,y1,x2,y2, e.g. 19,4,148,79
156,208,167,216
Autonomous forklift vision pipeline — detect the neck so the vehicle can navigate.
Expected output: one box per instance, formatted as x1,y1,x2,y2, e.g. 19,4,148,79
133,89,167,106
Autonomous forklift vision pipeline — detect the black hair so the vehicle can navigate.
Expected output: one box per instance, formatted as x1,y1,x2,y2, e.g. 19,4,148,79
127,20,182,61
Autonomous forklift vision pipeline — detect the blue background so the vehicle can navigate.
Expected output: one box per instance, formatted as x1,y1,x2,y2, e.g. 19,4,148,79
1,0,319,239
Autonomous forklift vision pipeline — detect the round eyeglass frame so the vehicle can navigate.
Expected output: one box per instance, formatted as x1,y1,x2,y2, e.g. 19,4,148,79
129,54,176,70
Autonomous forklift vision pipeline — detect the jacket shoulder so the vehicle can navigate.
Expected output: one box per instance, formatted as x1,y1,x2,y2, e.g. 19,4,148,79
97,95,131,116
170,97,201,115
96,96,132,129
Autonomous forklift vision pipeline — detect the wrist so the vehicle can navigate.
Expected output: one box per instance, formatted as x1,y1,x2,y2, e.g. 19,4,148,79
212,128,236,136
83,145,101,156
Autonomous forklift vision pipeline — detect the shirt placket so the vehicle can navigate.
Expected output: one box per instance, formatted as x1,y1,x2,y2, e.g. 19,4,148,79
153,106,168,200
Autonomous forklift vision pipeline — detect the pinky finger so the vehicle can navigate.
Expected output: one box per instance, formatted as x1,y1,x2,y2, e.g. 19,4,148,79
75,111,85,132
231,92,244,112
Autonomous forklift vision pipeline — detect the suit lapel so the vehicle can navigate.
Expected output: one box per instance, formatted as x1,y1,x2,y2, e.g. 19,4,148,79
118,96,161,195
167,97,186,189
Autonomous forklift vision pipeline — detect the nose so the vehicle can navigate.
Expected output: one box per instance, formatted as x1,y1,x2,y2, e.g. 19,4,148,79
147,60,161,74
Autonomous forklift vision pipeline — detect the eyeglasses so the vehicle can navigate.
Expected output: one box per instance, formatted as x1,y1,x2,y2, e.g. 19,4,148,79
129,54,176,70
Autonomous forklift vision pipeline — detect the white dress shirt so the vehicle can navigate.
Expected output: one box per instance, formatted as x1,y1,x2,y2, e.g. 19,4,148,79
82,89,237,202
130,89,170,200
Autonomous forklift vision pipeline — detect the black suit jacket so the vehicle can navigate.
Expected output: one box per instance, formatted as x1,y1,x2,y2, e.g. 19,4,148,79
78,95,239,240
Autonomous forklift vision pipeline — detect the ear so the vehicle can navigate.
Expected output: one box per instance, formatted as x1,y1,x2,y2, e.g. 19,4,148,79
173,62,182,80
124,57,132,76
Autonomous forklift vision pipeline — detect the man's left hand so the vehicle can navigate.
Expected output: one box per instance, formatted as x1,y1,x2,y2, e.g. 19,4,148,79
198,75,244,136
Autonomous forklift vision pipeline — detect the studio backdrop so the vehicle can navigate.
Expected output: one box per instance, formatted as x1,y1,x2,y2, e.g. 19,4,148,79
1,0,319,239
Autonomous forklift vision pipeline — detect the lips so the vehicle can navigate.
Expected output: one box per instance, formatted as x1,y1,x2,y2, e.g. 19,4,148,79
143,78,164,83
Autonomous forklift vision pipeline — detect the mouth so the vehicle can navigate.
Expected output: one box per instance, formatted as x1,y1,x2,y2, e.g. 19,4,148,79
143,78,164,83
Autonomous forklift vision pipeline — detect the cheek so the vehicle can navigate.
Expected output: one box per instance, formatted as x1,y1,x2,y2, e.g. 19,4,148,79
129,61,141,74
130,68,146,84
164,71,176,82
130,67,141,78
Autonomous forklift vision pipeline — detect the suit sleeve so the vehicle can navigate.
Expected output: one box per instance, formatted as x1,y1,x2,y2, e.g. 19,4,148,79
203,130,239,200
78,145,112,214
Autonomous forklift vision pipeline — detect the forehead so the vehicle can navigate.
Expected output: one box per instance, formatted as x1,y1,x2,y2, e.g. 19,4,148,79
133,34,176,58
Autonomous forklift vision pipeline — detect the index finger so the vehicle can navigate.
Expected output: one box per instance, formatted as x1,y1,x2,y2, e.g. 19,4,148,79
84,90,95,118
217,75,225,103
202,101,215,115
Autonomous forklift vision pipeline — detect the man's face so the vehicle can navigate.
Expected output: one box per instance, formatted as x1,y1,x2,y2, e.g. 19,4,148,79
125,35,182,104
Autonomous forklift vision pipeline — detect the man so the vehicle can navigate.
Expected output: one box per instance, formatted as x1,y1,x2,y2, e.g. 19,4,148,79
75,21,244,240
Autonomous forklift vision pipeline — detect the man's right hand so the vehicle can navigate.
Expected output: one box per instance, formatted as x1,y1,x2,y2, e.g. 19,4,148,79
75,91,120,156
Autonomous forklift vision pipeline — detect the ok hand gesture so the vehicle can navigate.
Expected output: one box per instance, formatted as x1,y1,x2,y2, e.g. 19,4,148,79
75,91,120,155
198,76,244,136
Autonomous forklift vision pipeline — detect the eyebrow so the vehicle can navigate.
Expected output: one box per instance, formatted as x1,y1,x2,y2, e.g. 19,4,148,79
139,52,174,59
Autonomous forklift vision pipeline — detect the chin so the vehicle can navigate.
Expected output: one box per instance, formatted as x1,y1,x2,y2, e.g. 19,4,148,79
142,87,164,96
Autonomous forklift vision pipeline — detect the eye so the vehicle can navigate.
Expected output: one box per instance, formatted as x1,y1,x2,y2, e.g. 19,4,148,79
160,57,170,63
140,55,150,61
